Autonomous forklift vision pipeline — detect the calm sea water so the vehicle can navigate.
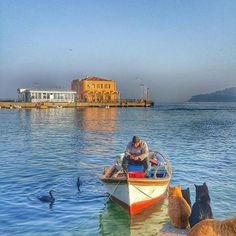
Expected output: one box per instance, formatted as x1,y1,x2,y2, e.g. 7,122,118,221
0,103,235,235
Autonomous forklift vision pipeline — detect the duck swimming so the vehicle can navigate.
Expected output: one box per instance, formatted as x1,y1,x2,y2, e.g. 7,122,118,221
37,190,55,203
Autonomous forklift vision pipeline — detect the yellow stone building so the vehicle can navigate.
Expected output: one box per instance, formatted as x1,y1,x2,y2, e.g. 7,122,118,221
71,77,119,102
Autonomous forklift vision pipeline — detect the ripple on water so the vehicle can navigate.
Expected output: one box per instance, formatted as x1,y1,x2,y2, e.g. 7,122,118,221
0,104,236,235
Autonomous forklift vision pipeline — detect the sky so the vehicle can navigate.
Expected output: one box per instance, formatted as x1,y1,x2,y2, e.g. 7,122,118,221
0,0,236,102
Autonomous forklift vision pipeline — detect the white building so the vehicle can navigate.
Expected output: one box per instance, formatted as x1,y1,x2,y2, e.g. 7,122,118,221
17,88,76,103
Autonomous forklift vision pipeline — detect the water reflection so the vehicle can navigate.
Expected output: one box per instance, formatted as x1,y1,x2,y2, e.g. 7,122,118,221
99,199,169,236
72,108,118,156
79,107,117,132
99,201,130,235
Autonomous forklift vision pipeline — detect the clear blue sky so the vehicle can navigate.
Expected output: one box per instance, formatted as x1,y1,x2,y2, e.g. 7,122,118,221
1,0,236,102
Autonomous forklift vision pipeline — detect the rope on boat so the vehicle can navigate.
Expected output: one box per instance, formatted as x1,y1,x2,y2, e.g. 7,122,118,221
73,179,122,231
155,150,172,177
130,184,153,199
104,179,122,204
128,150,170,200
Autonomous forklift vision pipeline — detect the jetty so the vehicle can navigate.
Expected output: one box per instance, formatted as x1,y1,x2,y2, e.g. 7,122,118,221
0,99,154,109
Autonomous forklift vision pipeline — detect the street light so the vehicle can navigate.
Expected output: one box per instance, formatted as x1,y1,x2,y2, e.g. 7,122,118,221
147,87,149,100
139,83,145,100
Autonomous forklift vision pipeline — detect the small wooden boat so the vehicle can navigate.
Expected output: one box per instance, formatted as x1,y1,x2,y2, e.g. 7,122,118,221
100,151,172,215
13,105,22,109
98,105,110,108
37,103,48,109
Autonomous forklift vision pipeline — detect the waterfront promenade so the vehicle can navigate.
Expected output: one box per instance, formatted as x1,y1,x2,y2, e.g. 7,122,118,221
0,100,154,109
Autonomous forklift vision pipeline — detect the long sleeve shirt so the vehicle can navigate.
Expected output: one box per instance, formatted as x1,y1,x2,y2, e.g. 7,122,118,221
125,141,149,161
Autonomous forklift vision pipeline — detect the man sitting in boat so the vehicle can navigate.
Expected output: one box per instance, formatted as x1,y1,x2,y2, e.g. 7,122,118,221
122,136,150,175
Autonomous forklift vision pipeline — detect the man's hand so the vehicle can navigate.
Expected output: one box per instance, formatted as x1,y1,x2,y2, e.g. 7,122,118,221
130,156,140,161
129,155,134,160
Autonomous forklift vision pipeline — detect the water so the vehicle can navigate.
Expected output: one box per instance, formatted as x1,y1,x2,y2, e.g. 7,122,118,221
0,103,235,235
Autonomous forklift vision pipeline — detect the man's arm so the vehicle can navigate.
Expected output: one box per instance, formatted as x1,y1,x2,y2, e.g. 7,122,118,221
136,142,149,161
124,142,132,156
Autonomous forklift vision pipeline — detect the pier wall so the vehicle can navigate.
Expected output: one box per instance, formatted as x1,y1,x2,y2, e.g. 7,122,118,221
0,100,154,109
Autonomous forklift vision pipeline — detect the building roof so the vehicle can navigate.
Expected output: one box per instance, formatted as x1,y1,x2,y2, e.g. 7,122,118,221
82,76,110,81
17,88,76,93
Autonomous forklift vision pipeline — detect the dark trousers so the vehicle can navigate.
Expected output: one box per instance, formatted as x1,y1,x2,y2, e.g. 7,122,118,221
122,155,148,172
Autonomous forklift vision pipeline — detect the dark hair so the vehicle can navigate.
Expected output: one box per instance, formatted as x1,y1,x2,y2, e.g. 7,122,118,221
132,136,140,143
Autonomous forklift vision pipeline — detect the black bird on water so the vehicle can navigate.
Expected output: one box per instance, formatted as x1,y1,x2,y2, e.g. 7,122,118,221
77,177,81,192
37,190,55,203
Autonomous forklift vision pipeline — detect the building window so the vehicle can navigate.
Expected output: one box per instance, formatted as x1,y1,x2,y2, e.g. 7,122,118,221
105,95,111,101
59,94,65,99
37,93,42,99
88,84,95,89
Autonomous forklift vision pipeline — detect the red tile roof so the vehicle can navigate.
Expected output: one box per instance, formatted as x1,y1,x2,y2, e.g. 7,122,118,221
82,76,109,81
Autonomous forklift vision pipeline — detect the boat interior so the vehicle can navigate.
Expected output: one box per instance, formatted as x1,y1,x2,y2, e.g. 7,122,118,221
102,152,170,180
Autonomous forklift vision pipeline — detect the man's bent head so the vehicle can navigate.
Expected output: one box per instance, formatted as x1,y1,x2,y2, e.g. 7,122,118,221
132,136,141,147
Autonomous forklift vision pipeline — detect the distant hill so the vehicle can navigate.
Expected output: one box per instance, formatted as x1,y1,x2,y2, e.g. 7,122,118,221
188,87,236,102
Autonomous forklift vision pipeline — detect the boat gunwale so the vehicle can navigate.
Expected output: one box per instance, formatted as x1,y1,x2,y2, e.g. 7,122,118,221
100,174,170,185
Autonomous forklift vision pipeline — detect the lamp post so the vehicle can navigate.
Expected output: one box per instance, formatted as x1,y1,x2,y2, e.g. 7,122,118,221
147,87,149,100
139,83,145,100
